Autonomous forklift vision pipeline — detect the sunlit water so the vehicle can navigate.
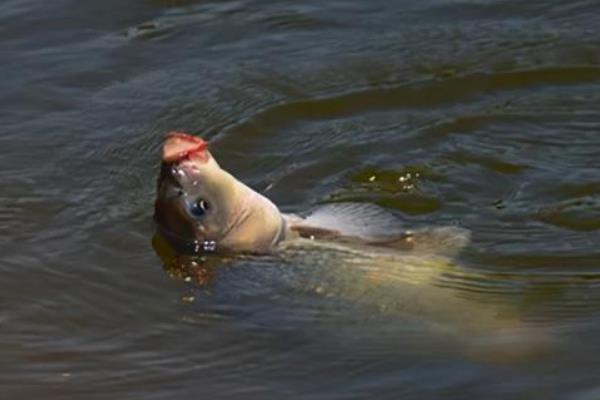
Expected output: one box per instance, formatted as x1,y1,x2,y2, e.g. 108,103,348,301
2,0,600,398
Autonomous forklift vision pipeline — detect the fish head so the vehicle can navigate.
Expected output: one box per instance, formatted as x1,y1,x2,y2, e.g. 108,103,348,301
154,132,283,254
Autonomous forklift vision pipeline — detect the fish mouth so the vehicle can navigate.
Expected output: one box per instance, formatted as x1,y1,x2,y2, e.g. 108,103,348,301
162,131,209,164
157,158,204,200
156,130,212,201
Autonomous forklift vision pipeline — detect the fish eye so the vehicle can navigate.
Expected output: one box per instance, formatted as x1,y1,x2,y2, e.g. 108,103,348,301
189,198,210,218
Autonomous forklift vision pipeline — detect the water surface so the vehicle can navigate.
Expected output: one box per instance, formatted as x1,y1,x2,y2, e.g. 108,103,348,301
2,0,600,399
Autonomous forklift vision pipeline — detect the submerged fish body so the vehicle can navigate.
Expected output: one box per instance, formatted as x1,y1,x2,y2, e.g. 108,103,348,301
155,132,470,257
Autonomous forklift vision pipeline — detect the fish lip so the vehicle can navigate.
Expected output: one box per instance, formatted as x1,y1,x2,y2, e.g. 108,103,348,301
163,131,209,163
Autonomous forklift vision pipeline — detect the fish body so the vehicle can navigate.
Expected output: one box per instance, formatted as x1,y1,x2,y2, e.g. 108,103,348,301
153,132,556,361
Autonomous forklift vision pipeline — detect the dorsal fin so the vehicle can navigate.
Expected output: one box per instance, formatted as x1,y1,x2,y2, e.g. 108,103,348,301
291,202,470,256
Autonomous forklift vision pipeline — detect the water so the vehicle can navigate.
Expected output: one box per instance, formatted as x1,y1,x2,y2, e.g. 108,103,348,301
2,0,600,398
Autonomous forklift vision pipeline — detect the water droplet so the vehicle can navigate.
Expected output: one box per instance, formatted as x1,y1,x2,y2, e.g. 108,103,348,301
181,295,195,303
202,240,217,252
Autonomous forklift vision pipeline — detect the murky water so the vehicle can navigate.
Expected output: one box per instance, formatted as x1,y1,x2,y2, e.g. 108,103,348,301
2,0,600,398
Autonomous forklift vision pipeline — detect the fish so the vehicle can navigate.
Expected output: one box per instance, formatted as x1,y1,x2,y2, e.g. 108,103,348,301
154,131,470,257
153,131,555,362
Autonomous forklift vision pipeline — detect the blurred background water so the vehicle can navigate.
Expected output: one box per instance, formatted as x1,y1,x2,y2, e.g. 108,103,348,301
2,0,600,398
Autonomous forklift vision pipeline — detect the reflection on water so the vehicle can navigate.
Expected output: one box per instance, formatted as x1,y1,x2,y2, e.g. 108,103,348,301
3,0,600,398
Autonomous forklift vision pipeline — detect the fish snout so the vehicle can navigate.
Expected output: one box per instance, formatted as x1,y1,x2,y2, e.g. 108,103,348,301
162,131,209,164
157,159,203,197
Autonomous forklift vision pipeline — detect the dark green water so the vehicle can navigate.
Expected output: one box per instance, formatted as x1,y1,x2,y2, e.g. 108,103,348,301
2,0,600,398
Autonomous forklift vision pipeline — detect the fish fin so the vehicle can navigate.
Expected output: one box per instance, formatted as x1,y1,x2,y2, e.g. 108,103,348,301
367,226,471,256
297,202,470,256
301,202,404,238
